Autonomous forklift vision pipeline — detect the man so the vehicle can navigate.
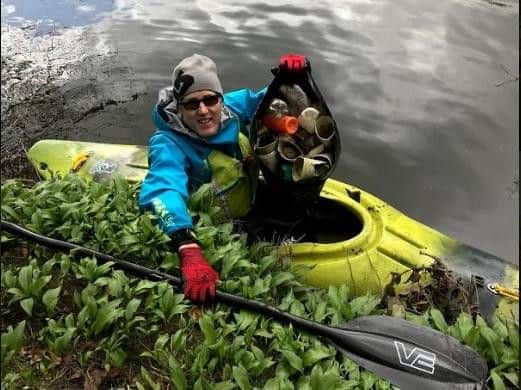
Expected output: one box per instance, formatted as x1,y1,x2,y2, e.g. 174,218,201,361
139,53,307,303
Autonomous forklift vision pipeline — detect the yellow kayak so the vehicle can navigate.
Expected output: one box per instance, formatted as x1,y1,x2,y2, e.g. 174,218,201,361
27,139,519,321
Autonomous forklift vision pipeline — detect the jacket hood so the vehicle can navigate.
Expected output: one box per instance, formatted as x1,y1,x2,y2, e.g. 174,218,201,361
152,86,234,142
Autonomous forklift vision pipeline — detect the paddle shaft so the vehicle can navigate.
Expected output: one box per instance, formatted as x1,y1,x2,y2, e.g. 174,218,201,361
1,220,487,389
2,220,442,363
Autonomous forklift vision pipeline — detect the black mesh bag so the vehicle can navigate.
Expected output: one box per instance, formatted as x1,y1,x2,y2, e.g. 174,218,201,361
249,59,342,219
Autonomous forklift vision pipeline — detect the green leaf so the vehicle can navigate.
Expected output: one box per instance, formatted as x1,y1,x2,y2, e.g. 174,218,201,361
309,365,324,390
18,265,34,294
341,356,360,381
271,272,295,288
168,356,186,390
1,320,26,351
77,306,89,329
154,334,169,351
125,298,141,320
503,372,519,387
160,253,178,271
463,327,480,348
42,286,61,314
192,344,210,374
91,299,124,336
199,313,217,345
295,376,311,390
405,311,430,326
454,312,474,340
262,377,295,390
280,349,303,372
258,254,277,274
42,258,57,275
375,379,392,389
7,287,26,301
492,318,508,341
303,342,335,367
213,381,238,390
140,367,161,390
109,348,127,367
52,327,76,354
430,308,448,332
194,377,211,390
234,311,258,331
34,275,52,296
361,370,378,390
289,300,306,316
478,324,502,363
1,204,19,220
350,294,380,317
135,280,159,293
20,297,34,316
327,285,347,309
313,300,328,322
171,329,187,352
86,295,97,319
250,277,270,297
506,320,519,356
232,365,251,390
2,270,17,288
489,370,506,390
221,254,240,277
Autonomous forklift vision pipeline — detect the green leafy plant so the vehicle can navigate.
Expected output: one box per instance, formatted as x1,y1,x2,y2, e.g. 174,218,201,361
4,259,58,316
1,320,26,371
39,314,78,355
73,257,114,283
1,175,518,389
419,308,520,390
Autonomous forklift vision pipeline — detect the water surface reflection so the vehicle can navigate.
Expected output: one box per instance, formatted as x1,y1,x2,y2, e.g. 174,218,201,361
4,0,519,262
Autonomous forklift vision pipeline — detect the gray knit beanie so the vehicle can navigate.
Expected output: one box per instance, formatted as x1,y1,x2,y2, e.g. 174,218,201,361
172,54,223,100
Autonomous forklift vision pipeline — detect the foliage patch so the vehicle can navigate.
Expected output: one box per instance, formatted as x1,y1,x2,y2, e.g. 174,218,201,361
1,175,518,389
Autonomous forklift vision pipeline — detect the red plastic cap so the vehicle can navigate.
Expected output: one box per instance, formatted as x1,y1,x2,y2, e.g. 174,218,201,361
262,114,299,135
283,116,298,134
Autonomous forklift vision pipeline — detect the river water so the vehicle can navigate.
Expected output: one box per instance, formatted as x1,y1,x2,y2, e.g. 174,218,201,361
1,0,518,263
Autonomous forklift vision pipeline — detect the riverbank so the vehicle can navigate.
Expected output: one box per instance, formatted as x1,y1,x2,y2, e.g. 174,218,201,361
1,24,147,179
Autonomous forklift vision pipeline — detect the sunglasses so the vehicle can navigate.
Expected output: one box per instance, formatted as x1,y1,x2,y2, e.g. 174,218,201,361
180,94,221,111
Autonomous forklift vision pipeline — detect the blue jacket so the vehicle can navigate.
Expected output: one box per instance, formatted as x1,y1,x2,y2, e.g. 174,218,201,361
139,87,266,236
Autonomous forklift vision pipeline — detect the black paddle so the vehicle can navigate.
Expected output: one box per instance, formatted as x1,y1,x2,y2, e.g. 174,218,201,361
0,220,488,390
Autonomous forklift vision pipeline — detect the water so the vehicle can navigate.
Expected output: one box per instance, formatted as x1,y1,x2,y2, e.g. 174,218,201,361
0,0,114,35
1,0,518,263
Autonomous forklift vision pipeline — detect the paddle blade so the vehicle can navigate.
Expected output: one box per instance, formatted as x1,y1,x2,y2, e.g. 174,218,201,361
330,315,487,390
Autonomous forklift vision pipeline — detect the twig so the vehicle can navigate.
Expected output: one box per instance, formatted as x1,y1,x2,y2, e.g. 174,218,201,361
48,367,70,384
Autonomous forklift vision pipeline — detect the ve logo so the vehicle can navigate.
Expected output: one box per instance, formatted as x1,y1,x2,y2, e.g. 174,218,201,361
394,341,436,374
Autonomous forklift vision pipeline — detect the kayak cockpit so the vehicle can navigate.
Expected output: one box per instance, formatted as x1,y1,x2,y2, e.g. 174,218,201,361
245,182,363,244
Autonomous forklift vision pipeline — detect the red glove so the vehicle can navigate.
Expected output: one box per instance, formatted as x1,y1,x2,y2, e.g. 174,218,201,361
279,53,307,72
179,243,219,302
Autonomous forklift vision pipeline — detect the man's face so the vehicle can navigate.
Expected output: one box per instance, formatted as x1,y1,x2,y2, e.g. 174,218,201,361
179,90,222,137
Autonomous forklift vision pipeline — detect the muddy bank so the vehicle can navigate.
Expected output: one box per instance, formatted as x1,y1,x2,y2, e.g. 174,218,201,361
1,25,148,179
